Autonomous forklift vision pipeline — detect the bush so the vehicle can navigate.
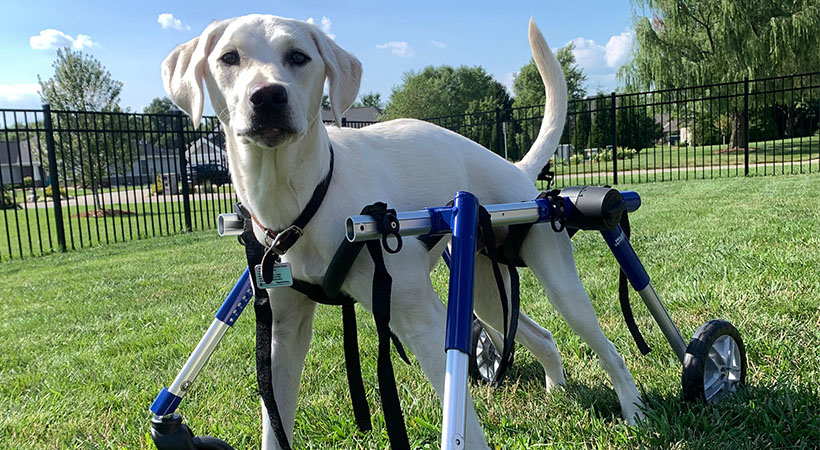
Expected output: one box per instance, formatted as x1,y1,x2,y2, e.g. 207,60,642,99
44,185,69,198
1,186,19,210
569,154,584,165
150,175,163,196
617,147,637,159
599,150,613,162
23,177,34,188
194,180,217,194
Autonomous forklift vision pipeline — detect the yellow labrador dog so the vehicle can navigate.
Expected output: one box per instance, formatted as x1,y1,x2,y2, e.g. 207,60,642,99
162,14,643,449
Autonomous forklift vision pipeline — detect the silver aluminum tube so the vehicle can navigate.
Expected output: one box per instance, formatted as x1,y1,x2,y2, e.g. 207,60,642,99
637,283,687,363
218,213,244,237
167,318,230,397
440,350,469,450
346,201,542,243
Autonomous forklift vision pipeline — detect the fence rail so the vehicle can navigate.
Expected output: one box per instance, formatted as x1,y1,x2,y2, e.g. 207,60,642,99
1,72,818,259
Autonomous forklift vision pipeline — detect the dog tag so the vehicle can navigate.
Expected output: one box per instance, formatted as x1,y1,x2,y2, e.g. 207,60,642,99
254,261,293,288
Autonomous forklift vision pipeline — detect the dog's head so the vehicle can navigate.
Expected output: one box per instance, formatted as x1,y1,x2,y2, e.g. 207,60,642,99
162,14,362,148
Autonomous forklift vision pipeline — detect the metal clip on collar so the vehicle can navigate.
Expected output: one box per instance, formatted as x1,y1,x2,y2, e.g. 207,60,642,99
268,224,304,255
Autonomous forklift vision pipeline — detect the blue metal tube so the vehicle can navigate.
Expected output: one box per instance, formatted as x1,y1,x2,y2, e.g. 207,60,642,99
600,225,651,291
444,191,480,353
214,268,254,326
621,191,642,213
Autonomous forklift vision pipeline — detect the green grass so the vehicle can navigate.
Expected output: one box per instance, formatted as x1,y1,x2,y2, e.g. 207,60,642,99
552,133,820,176
0,197,236,260
1,174,819,449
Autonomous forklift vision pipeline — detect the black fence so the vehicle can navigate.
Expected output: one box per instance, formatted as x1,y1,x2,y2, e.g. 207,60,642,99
0,107,234,260
421,72,820,187
1,72,818,259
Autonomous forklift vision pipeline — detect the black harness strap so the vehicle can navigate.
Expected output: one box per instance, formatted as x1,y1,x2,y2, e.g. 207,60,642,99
477,206,519,385
359,202,411,450
240,210,293,450
618,212,652,355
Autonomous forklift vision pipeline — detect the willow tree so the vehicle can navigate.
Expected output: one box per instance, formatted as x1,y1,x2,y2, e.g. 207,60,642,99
621,0,820,148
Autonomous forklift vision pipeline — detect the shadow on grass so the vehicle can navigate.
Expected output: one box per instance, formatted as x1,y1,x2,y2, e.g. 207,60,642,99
506,358,819,447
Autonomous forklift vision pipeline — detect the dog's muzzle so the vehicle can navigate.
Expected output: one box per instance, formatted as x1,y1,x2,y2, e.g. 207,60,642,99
236,83,298,147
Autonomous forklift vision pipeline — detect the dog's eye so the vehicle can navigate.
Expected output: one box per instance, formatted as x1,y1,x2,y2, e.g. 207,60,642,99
288,51,310,66
220,51,240,66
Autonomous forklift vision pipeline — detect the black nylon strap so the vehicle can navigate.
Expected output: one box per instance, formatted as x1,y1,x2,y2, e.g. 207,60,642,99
240,211,292,450
342,303,373,432
477,206,518,386
618,213,652,355
365,239,410,450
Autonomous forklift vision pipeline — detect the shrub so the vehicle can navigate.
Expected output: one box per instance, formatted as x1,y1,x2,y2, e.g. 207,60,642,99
23,177,34,188
617,147,637,159
150,175,164,196
1,186,19,210
569,154,584,165
43,185,69,198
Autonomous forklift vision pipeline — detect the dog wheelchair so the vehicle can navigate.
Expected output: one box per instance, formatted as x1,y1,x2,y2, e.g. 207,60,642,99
149,186,747,450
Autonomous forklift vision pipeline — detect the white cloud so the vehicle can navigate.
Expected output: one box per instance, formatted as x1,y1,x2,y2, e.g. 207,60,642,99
376,41,414,58
306,16,335,40
568,30,634,72
430,40,446,49
604,31,633,68
30,29,96,50
0,83,40,102
158,13,190,31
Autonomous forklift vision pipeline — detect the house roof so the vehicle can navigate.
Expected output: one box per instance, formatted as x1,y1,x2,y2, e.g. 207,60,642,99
321,106,381,123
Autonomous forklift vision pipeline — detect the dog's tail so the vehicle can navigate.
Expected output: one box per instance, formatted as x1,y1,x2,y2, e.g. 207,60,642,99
514,19,568,182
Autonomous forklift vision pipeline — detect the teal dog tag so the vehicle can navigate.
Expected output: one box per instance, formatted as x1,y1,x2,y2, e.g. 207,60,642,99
255,261,294,288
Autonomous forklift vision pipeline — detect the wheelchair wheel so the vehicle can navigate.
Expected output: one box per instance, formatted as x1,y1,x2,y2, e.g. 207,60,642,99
681,319,747,403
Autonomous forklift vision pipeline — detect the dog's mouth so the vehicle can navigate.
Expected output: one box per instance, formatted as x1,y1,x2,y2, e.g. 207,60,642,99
237,124,298,148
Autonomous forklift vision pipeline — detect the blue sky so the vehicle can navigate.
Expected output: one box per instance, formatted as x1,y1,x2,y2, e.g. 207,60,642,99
0,0,638,113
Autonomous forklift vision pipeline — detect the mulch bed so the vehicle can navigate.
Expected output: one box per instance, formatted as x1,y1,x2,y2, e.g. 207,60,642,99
71,209,137,218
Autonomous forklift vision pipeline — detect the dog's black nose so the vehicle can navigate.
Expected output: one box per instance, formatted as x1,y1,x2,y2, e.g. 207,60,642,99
249,84,288,108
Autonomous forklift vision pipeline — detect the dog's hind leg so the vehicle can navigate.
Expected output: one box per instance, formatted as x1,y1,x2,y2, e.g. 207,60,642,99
471,255,566,390
260,287,317,450
519,225,645,424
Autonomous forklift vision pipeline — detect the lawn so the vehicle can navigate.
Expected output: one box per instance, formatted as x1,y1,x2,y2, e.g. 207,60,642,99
1,174,819,449
0,196,237,260
551,134,820,184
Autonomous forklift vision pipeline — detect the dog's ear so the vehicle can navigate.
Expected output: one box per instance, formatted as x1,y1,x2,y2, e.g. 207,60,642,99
311,29,362,127
162,20,232,129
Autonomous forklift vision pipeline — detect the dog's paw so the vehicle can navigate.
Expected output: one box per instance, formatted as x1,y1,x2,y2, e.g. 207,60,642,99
544,371,566,391
622,398,646,426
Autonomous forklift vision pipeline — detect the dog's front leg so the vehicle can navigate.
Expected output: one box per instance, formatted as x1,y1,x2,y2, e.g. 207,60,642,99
387,281,492,450
260,288,317,450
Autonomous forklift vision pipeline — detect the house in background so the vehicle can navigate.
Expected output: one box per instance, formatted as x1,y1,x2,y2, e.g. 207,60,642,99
0,140,45,187
320,106,381,127
186,131,227,167
121,141,179,185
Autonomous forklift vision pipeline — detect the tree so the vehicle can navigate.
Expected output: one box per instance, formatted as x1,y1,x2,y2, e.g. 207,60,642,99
353,91,384,110
39,48,122,112
514,42,587,108
144,97,179,114
38,48,130,213
382,65,512,120
621,0,820,148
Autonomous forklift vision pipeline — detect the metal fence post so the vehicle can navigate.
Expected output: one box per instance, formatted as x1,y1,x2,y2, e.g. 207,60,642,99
495,108,503,156
610,92,618,185
43,104,66,252
175,112,193,232
743,77,750,176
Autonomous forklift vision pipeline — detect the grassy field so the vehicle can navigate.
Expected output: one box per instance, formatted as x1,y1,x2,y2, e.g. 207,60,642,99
0,197,236,260
1,174,819,449
551,134,820,177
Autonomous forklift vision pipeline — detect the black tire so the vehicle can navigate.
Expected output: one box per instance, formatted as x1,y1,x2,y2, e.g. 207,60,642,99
193,436,236,450
682,319,747,403
468,318,510,385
